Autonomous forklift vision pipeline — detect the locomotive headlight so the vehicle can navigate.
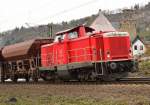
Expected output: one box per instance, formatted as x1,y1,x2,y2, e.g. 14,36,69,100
107,51,110,58
129,49,132,56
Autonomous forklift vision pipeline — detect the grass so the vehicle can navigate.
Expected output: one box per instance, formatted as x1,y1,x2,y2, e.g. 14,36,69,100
139,60,150,76
0,95,150,105
144,48,150,56
0,83,150,105
0,59,150,105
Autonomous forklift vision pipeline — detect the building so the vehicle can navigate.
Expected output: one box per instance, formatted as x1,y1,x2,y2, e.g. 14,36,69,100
132,35,146,56
90,10,116,32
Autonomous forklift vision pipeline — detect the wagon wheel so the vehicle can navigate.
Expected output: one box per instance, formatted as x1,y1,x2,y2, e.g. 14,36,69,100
11,75,18,83
1,69,5,83
32,69,38,82
1,76,5,83
25,74,30,82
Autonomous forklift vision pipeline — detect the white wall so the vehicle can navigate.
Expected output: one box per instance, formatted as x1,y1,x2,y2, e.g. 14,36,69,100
132,40,146,56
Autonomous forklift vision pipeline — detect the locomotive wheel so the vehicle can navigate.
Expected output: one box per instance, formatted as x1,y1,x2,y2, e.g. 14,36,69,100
78,74,85,82
33,77,38,82
41,77,51,81
41,71,57,82
89,72,97,81
78,72,90,82
41,77,48,81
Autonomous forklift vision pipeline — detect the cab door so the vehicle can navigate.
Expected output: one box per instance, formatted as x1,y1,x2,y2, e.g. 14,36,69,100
53,35,68,66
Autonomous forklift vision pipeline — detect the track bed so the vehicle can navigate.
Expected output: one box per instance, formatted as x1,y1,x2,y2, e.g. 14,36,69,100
0,83,150,105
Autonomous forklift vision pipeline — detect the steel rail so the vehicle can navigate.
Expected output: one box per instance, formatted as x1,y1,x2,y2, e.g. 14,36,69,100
1,78,150,85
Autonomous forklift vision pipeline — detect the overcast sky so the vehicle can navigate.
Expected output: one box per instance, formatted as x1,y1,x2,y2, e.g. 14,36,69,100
0,0,149,32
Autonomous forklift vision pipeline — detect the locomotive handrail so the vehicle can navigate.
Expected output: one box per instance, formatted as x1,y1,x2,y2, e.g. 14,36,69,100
2,46,99,68
41,47,97,65
67,47,95,62
68,54,93,58
67,47,92,52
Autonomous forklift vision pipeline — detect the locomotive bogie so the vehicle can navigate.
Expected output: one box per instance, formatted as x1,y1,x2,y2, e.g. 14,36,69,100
39,60,134,81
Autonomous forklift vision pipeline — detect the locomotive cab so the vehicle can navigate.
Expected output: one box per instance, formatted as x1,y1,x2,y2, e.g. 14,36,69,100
54,25,94,42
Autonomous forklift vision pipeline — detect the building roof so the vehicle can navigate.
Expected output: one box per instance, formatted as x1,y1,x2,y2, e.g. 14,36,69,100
111,22,120,30
132,35,144,44
90,11,116,32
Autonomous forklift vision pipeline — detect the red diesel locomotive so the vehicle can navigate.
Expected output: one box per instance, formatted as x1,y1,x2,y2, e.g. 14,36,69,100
39,25,135,81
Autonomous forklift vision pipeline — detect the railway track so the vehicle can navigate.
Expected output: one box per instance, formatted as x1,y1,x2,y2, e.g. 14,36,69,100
117,77,150,81
115,77,150,84
1,77,150,85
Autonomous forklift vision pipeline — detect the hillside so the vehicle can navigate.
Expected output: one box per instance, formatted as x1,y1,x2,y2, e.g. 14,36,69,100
0,2,150,46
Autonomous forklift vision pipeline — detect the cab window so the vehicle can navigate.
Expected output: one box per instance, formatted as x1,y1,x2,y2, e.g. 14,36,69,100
54,34,65,42
86,32,93,36
68,31,78,39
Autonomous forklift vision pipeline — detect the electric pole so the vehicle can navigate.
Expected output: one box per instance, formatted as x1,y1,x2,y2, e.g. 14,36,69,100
47,23,53,38
25,23,41,36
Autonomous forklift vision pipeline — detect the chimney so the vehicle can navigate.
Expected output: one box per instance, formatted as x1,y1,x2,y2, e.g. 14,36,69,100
98,9,101,15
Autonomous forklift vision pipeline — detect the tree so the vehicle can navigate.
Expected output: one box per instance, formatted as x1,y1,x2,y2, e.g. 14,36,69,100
134,4,140,10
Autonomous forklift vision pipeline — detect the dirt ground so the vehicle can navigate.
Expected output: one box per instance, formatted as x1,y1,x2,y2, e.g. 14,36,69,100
0,83,150,105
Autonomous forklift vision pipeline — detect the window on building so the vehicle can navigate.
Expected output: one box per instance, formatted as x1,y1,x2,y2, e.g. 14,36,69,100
140,45,143,50
68,31,78,39
134,45,137,50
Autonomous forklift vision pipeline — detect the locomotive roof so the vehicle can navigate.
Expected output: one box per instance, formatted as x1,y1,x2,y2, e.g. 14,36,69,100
103,32,129,37
2,38,53,61
56,25,95,35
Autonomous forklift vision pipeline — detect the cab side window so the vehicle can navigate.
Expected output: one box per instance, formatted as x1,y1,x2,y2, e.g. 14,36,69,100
54,34,65,42
68,31,78,39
